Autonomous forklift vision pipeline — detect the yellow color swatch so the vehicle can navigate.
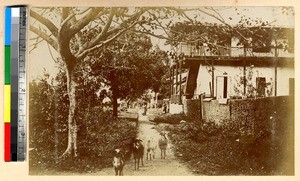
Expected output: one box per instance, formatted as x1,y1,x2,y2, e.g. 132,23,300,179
4,85,11,123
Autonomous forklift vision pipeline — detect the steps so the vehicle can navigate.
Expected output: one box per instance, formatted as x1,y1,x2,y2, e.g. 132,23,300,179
185,63,200,99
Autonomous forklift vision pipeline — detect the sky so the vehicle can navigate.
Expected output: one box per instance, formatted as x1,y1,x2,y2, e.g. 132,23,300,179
29,6,294,81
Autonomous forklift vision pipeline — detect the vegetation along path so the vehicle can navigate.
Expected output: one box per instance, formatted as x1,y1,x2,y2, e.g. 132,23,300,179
96,108,196,176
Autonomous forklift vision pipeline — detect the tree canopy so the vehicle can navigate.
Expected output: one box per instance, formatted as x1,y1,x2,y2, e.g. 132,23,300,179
86,31,167,116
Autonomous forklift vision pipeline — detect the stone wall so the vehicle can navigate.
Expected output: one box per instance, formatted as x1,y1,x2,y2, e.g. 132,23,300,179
185,99,202,120
183,96,293,134
202,100,230,124
229,96,293,134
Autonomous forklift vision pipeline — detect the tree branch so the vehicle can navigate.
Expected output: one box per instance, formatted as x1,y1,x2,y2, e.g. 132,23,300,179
30,9,59,38
68,9,85,53
147,10,171,38
207,7,225,22
86,8,116,49
193,7,253,43
30,25,58,51
76,28,127,59
81,7,149,53
61,7,70,21
69,8,102,36
135,25,172,41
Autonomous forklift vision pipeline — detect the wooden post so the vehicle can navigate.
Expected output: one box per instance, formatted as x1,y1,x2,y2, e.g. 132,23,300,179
243,59,246,97
176,59,179,95
179,59,182,104
211,59,215,98
243,47,247,97
200,93,204,120
170,67,173,96
275,39,278,96
275,58,277,96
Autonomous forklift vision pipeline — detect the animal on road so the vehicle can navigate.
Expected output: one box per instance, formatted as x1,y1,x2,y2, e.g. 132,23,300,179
112,149,125,176
146,137,157,160
132,138,144,170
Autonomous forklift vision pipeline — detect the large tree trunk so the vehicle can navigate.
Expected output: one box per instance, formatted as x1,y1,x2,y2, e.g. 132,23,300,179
61,69,78,157
57,24,79,157
112,92,118,118
110,70,118,118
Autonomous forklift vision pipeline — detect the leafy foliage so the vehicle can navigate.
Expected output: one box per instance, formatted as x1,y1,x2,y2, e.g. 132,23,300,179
29,6,294,160
89,32,166,97
29,73,56,151
166,18,294,54
29,71,137,174
154,105,293,175
86,31,168,116
30,7,186,155
30,114,136,174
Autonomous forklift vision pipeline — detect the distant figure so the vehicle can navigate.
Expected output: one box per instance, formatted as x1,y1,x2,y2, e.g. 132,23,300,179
146,137,157,160
112,149,125,176
163,103,167,114
142,103,147,116
132,138,144,170
158,132,168,159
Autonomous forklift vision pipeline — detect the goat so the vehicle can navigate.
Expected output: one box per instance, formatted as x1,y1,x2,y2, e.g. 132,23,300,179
146,137,157,160
158,132,168,159
112,149,125,176
132,138,144,170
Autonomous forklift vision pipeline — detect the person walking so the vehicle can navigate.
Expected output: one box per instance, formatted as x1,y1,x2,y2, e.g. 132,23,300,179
143,102,147,116
158,132,168,159
163,103,167,114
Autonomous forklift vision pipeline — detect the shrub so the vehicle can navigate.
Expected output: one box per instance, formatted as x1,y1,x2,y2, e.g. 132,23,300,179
30,110,137,174
167,114,293,175
29,71,138,174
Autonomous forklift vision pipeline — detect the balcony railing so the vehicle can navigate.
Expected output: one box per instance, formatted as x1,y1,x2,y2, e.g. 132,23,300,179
180,44,294,58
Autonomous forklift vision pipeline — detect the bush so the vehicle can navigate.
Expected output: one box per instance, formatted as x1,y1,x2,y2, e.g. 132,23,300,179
30,109,137,174
77,107,136,162
167,115,293,175
29,77,137,174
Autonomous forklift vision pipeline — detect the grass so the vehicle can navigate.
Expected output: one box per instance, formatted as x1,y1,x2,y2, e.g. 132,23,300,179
154,113,294,175
29,112,137,175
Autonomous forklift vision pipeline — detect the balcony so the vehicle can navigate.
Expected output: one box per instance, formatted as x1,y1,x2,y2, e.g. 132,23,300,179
179,44,294,58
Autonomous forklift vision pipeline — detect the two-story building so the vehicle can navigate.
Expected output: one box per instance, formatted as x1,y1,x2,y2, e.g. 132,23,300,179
168,26,294,114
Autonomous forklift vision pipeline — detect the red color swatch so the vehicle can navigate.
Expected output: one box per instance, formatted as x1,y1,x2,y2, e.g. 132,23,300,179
4,123,11,162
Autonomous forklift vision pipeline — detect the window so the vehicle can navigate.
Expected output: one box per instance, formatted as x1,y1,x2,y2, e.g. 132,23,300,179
216,76,229,100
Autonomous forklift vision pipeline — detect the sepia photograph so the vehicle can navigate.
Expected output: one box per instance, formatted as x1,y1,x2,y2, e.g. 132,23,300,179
28,6,294,176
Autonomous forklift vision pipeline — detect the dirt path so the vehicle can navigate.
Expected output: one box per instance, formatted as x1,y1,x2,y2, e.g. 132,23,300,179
95,109,195,176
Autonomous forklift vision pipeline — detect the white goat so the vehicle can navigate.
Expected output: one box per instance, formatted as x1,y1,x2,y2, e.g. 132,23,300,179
146,137,157,160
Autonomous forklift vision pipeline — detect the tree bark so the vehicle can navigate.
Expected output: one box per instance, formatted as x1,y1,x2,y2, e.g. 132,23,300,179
112,92,118,118
61,68,78,157
110,70,118,118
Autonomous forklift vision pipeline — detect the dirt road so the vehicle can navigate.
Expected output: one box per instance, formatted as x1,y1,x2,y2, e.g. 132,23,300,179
96,109,195,176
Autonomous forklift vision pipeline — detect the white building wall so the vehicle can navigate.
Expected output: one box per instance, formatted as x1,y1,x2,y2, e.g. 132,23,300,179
194,65,242,97
193,63,293,98
277,66,294,95
169,103,183,114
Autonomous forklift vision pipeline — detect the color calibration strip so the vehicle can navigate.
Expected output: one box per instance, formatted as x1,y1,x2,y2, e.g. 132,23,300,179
4,6,27,162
